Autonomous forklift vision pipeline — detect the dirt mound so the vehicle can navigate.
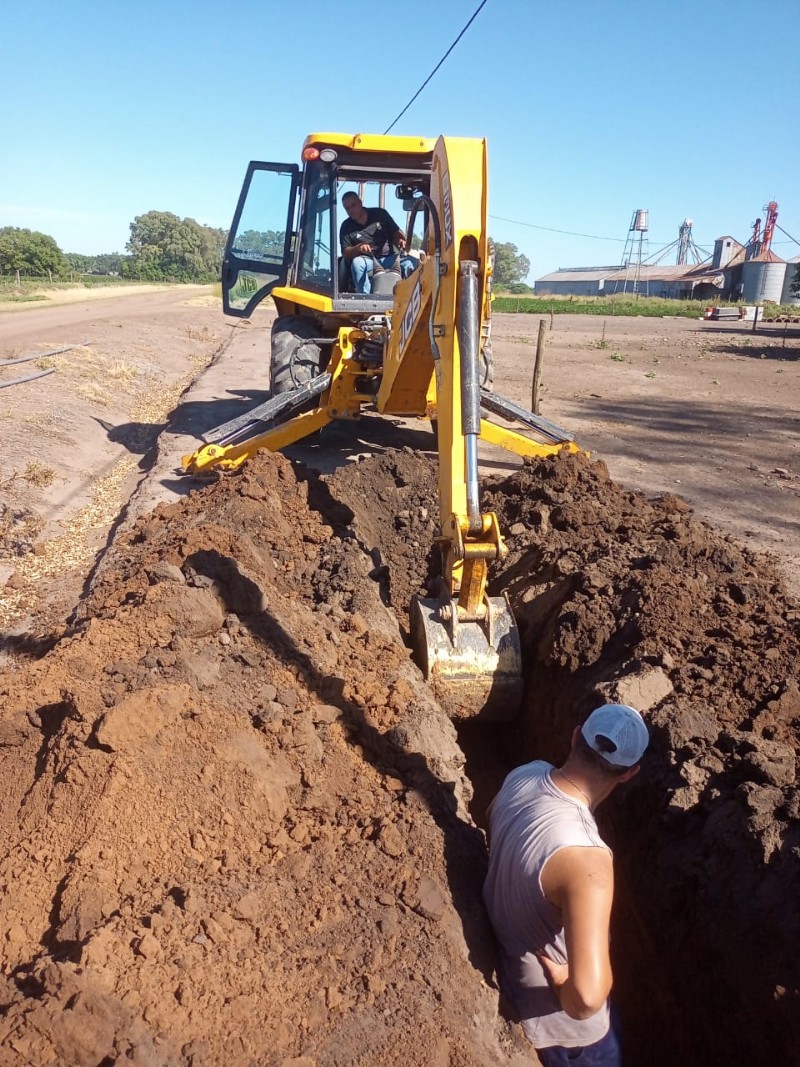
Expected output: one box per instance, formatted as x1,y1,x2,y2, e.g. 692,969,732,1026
483,453,800,1065
0,452,525,1066
0,444,797,1066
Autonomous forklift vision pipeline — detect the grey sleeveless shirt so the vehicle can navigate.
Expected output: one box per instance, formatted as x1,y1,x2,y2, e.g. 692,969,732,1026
483,761,611,1049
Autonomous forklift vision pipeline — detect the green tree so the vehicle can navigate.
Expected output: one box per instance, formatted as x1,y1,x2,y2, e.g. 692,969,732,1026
235,229,285,259
124,211,224,281
492,240,531,288
0,227,68,277
65,251,127,275
65,252,92,273
91,253,125,275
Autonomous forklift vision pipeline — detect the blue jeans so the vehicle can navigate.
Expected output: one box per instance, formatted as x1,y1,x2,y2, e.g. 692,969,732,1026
536,1020,621,1066
350,253,417,294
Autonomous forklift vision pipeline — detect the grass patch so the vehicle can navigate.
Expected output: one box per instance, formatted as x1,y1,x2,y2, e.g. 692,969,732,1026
76,382,111,406
22,461,56,487
0,292,48,304
108,361,139,382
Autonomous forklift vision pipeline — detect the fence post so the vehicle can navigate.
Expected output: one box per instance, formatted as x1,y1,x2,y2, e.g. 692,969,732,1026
531,318,547,414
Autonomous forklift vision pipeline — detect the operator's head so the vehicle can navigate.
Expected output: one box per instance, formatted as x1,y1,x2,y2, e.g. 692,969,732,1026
577,704,649,773
342,192,365,220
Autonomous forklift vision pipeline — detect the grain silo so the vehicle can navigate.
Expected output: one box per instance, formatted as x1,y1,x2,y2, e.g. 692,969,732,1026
742,255,786,303
780,255,800,305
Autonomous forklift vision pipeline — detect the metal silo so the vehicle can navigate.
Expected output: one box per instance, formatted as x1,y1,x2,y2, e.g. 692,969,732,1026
780,256,800,305
742,259,786,303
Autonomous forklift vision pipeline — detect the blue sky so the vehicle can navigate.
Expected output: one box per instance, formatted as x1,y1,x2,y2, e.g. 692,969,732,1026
2,0,798,280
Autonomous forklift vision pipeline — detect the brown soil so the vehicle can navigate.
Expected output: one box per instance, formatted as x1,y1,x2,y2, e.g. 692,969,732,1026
0,294,798,1065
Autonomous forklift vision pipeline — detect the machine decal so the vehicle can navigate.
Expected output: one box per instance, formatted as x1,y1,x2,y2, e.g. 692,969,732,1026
442,171,453,250
400,276,422,353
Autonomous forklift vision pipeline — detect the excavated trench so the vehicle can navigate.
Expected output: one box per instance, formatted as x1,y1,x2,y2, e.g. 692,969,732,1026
0,444,798,1065
326,446,800,1066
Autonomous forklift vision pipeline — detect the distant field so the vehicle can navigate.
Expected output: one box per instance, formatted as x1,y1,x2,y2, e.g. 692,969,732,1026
0,275,148,303
493,294,799,318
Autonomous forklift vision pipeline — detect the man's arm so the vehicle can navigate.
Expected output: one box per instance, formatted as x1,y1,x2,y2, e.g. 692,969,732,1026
343,242,372,262
379,209,407,251
538,846,614,1020
340,224,372,263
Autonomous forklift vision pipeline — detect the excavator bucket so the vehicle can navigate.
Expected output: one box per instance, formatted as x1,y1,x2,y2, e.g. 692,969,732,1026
410,594,523,721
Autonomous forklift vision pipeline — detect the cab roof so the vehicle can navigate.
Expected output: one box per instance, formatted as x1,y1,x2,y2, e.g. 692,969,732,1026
303,132,437,155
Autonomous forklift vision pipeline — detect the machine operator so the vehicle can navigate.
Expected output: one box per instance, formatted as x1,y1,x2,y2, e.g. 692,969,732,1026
339,192,417,294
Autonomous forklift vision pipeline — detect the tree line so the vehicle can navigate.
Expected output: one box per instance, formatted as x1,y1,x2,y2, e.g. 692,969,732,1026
0,212,226,283
0,212,535,290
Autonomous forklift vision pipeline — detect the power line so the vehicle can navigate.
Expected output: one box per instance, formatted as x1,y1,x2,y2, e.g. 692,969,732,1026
490,215,625,242
383,0,489,135
776,224,800,248
490,213,705,248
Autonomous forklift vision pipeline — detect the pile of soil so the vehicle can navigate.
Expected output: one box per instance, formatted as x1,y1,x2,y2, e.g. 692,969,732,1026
484,454,800,1065
0,444,797,1065
0,450,525,1066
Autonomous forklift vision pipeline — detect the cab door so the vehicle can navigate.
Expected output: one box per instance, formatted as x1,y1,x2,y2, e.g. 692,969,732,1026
221,161,300,318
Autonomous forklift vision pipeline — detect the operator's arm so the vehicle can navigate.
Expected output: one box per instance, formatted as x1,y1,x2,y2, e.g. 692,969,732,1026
380,209,407,251
343,242,371,262
340,223,371,262
538,846,614,1020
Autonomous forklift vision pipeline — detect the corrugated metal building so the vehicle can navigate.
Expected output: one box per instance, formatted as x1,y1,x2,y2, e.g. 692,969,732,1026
535,263,724,299
532,266,619,297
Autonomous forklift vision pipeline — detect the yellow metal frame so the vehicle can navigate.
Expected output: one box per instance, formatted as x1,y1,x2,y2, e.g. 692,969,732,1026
304,132,437,155
185,133,580,618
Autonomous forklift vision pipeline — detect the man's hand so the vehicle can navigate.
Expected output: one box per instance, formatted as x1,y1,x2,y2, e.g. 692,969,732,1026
537,952,569,993
395,233,407,251
345,243,373,261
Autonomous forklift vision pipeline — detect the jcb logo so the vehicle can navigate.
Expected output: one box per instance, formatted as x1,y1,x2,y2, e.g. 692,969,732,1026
400,278,422,352
442,172,453,250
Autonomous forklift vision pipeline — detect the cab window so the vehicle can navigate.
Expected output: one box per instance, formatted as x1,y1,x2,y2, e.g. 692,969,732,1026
297,161,333,291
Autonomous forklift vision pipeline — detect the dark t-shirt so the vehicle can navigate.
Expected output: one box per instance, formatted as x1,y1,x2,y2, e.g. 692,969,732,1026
339,207,401,256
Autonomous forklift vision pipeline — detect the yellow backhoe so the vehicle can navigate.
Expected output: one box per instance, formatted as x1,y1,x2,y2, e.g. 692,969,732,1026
183,133,579,719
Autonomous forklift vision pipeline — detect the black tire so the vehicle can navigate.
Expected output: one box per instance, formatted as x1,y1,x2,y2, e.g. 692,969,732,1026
270,315,323,397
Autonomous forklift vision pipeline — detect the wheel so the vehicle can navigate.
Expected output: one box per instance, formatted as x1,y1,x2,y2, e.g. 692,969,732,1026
270,315,324,396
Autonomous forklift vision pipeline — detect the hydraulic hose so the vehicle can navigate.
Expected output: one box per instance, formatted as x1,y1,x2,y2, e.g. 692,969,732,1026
458,260,482,531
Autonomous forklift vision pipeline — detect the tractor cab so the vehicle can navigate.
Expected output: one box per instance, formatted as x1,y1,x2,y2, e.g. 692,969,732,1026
221,134,436,319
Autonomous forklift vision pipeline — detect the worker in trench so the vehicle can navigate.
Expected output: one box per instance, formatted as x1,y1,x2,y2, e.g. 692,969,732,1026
483,704,650,1066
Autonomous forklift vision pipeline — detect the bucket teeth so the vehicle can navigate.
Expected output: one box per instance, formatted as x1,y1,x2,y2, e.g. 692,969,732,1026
410,594,522,721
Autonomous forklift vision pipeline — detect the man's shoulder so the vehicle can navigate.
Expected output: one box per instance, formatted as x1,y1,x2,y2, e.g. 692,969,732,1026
506,760,551,784
367,207,396,225
493,761,551,808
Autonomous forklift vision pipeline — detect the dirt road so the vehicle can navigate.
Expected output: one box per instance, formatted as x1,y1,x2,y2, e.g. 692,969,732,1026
0,286,225,633
0,290,798,1065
